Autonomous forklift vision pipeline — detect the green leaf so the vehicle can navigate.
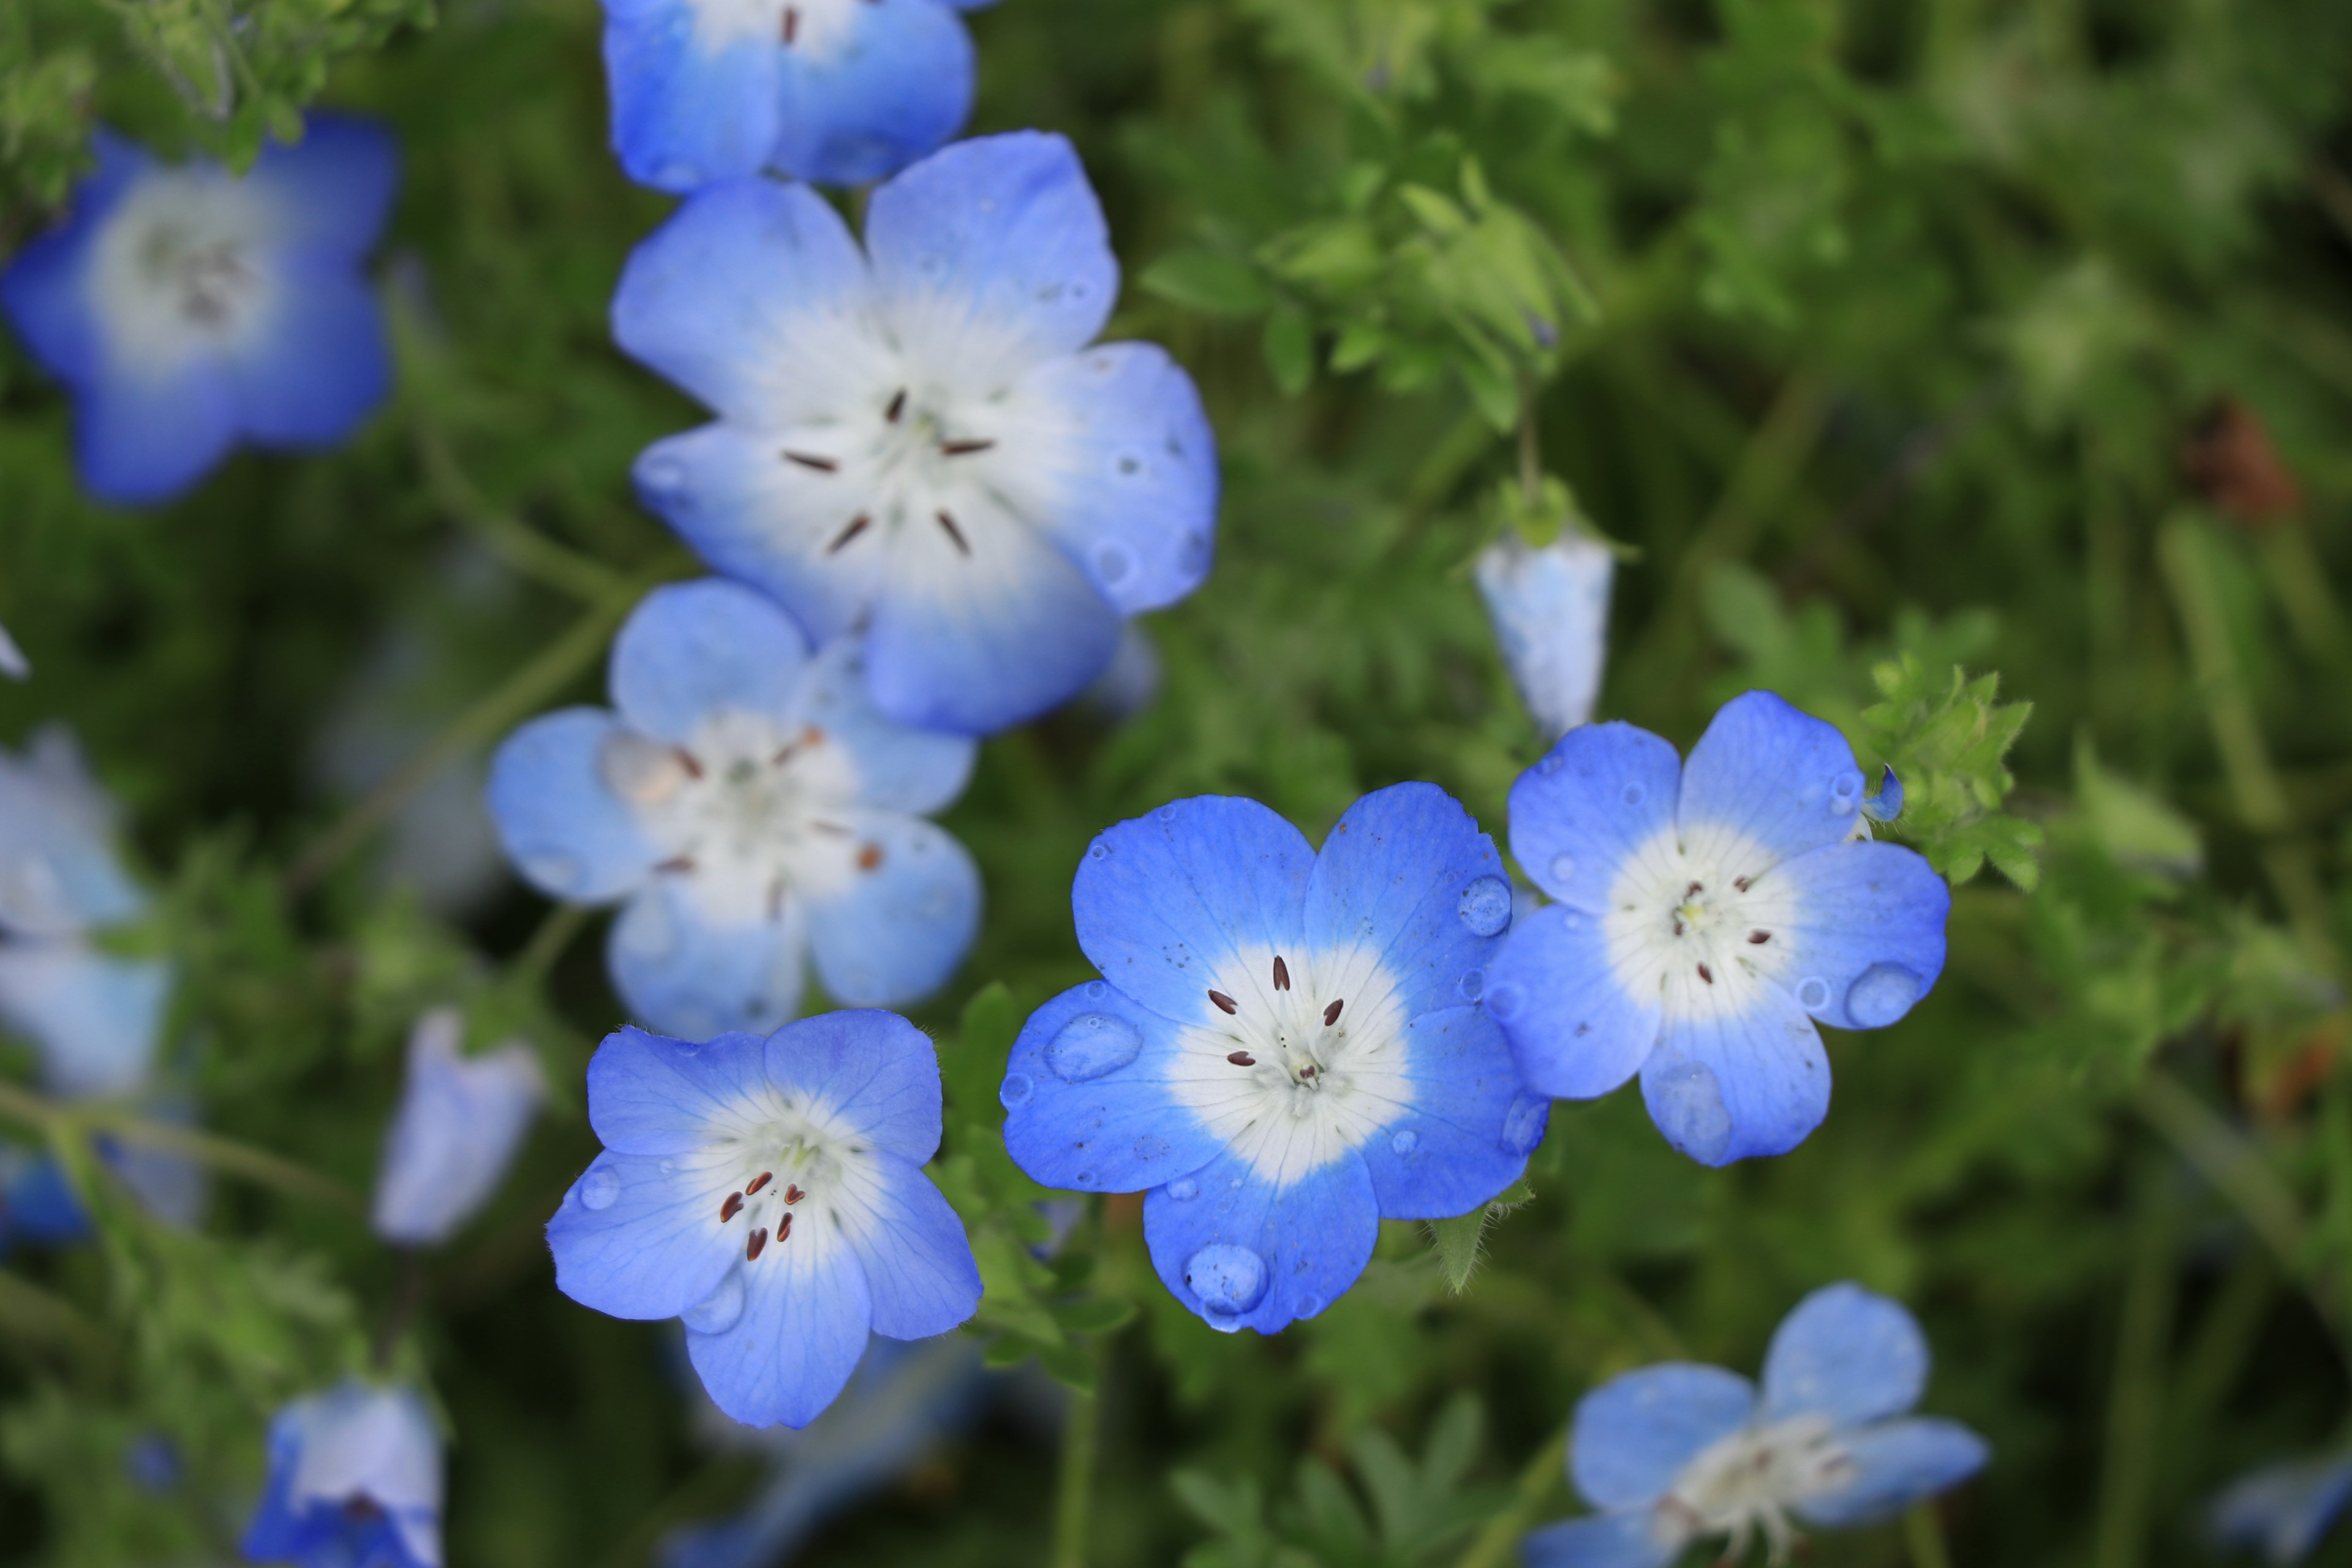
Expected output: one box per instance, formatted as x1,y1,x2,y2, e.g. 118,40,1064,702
1142,249,1276,317
1424,1179,1534,1294
1264,306,1316,396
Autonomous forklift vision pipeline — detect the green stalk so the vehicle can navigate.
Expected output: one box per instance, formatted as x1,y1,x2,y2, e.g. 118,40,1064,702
2092,1158,2176,1568
1051,1355,1103,1568
1904,1501,1955,1568
0,1081,364,1215
1451,1426,1568,1568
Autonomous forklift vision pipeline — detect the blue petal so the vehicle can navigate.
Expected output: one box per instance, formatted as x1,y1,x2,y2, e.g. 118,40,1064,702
0,134,148,386
1760,1282,1929,1428
1509,723,1684,910
0,1144,89,1248
611,578,812,742
772,0,975,186
2209,1452,2352,1564
1638,981,1828,1166
606,10,781,192
686,1216,873,1427
1795,1417,1988,1529
863,490,1124,733
761,1010,945,1164
791,638,975,814
804,812,980,1008
1072,796,1314,1028
242,1381,442,1568
831,1149,979,1338
0,944,169,1099
1751,840,1949,1031
1521,1510,1679,1568
1140,1145,1379,1334
586,1025,772,1156
548,1147,737,1319
1354,1006,1539,1221
1486,904,1661,1100
0,726,146,935
74,360,239,507
1475,532,1615,740
1677,692,1870,870
865,131,1117,370
252,113,399,258
1000,982,1226,1193
612,177,872,421
224,262,388,447
1570,1362,1757,1509
1303,782,1509,1030
372,1011,544,1246
486,707,659,903
1007,343,1219,614
609,883,807,1052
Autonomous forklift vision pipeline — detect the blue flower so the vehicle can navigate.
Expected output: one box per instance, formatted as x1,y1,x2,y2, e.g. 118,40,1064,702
1485,691,1950,1166
487,578,981,1039
606,0,1002,192
241,1379,443,1568
0,622,27,680
1475,531,1614,739
617,131,1218,735
0,1140,91,1253
1000,785,1545,1335
1525,1283,1988,1567
2210,1450,2352,1564
547,1012,982,1429
372,1009,545,1246
0,117,395,507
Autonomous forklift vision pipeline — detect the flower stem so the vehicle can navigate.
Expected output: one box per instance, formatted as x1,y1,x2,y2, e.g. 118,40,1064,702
2091,1156,2176,1568
0,1080,365,1215
1903,1502,1954,1568
372,1248,424,1371
1050,1355,1102,1568
1450,1424,1567,1568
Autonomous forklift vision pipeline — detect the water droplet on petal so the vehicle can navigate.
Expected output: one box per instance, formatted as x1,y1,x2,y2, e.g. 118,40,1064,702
1845,963,1921,1027
1093,540,1136,587
1088,842,1109,860
1621,781,1646,807
1649,1061,1733,1164
577,1165,620,1211
1829,767,1863,816
1166,1177,1199,1201
1457,875,1512,937
1184,1244,1268,1314
658,1159,676,1175
1796,976,1831,1011
1085,980,1108,1001
1548,853,1575,884
1046,1012,1142,1082
680,1272,744,1335
1537,753,1565,776
1158,805,1179,824
1291,1294,1324,1317
522,852,581,895
1499,1091,1550,1155
999,1072,1035,1109
1458,968,1485,1002
1391,1129,1419,1156
637,457,685,500
1485,981,1526,1022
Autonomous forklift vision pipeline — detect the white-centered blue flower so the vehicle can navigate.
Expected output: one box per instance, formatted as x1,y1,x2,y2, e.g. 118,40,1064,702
1000,785,1545,1335
1485,691,1948,1166
547,1012,982,1429
0,117,396,507
487,578,980,1039
1526,1283,1988,1567
1475,530,1614,739
616,131,1219,735
2211,1450,2352,1564
241,1380,443,1568
372,1008,545,1247
606,0,1003,192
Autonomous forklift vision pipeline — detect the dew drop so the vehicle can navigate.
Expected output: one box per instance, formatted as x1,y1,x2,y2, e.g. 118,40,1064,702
522,852,582,896
1621,781,1646,807
1184,1244,1269,1314
1548,853,1575,884
638,456,686,500
1093,540,1136,587
1485,981,1526,1022
1291,1294,1324,1317
1391,1129,1419,1156
1829,767,1864,816
1796,976,1831,1011
1649,1061,1732,1165
1458,968,1485,1002
998,1072,1035,1109
1845,963,1921,1027
1045,1012,1143,1082
680,1272,744,1334
1088,842,1109,860
1166,1177,1199,1201
1537,753,1565,776
1457,875,1512,937
577,1165,620,1212
1499,1091,1550,1156
1085,980,1109,1001
658,1159,676,1175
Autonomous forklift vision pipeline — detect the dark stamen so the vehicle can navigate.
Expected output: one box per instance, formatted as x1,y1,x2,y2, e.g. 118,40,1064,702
1686,881,1703,897
772,741,804,766
1272,955,1290,991
674,748,704,780
784,1184,804,1205
777,1212,793,1240
935,510,971,556
1748,930,1770,944
1733,876,1751,892
1323,999,1343,1027
810,819,852,837
1300,1065,1318,1079
857,843,884,871
1207,990,1238,1015
827,513,871,553
767,875,786,922
1227,1050,1256,1066
781,7,798,45
745,1171,773,1195
783,450,838,472
1697,963,1714,985
747,1227,769,1261
720,1192,744,1222
941,439,996,457
885,388,907,423
655,855,696,875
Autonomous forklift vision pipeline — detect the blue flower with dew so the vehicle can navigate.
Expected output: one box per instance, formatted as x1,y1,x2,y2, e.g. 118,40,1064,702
0,117,395,507
1525,1283,1988,1568
372,1008,545,1246
616,131,1218,735
1487,691,1949,1166
548,1011,981,1429
241,1379,443,1568
1001,784,1545,1335
1474,530,1614,741
606,0,1003,192
2209,1450,2352,1564
486,578,980,1039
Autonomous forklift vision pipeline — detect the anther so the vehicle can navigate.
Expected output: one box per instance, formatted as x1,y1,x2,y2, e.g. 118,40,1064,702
654,855,696,875
782,450,837,472
673,748,704,780
1207,989,1238,1015
935,510,971,556
782,6,798,43
885,388,907,423
941,439,996,456
1748,930,1770,944
810,819,852,837
857,843,884,871
777,1212,793,1240
745,1171,773,1195
767,874,786,921
771,740,803,766
1686,881,1703,897
1323,999,1343,1027
1272,956,1290,991
1227,1051,1256,1066
827,513,871,553
1697,963,1714,984
1734,876,1751,892
720,1192,744,1222
1300,1065,1318,1079
747,1227,769,1261
784,1185,804,1204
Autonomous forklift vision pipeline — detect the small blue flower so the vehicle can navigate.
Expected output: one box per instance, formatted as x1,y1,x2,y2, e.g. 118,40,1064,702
0,1140,91,1253
616,131,1218,735
2211,1450,2352,1564
372,1009,545,1246
487,578,981,1039
241,1379,443,1568
606,0,1002,192
1526,1283,1988,1567
548,1012,982,1429
0,622,27,680
1486,691,1950,1166
0,117,395,507
1475,531,1614,739
1001,785,1544,1335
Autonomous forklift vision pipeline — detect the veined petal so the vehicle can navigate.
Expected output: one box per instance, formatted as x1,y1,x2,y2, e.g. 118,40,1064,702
771,0,975,187
686,1210,873,1428
606,12,782,194
486,708,660,903
1509,723,1683,911
222,262,388,447
1760,1282,1929,1429
1072,796,1314,1029
761,1009,944,1164
1741,840,1949,1031
1487,903,1662,1101
1571,1363,1758,1510
1794,1417,1988,1528
1521,1510,1680,1568
1638,979,1828,1167
828,1148,979,1338
790,638,975,815
1000,982,1226,1193
802,811,980,1008
1678,692,1871,871
1140,1145,1378,1335
608,878,809,1042
1353,1006,1540,1221
0,944,168,1099
75,358,238,507
611,579,813,743
548,1147,737,1321
252,114,399,259
585,1026,774,1156
1304,782,1509,1031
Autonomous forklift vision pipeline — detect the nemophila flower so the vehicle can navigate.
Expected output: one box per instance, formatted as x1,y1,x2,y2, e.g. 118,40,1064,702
488,578,979,1039
1475,531,1614,739
1000,785,1545,1335
1526,1283,1988,1568
0,116,394,507
616,131,1218,734
372,1009,545,1246
548,1011,981,1429
2210,1450,2352,1564
0,1141,89,1253
243,1380,442,1568
1485,691,1944,1167
607,0,1001,192
0,622,27,680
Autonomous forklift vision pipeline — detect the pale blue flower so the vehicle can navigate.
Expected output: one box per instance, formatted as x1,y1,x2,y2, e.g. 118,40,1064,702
2210,1450,2352,1564
243,1380,442,1568
0,622,27,680
372,1009,545,1246
1476,531,1613,739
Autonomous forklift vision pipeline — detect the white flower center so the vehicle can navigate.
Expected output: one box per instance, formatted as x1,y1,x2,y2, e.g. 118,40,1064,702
687,0,868,59
1602,824,1798,1017
1654,1414,1856,1562
91,171,279,372
778,375,1025,568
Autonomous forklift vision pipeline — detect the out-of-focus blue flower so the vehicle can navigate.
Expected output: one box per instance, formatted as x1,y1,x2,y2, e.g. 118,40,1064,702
0,622,27,680
0,117,396,507
1486,692,1950,1166
488,578,980,1039
1001,785,1543,1335
617,132,1218,736
2210,1450,2352,1564
1474,531,1613,739
1525,1283,1988,1568
1077,621,1162,723
372,1008,545,1246
606,0,1002,192
547,1011,981,1429
0,1140,91,1253
241,1379,443,1568
125,1431,183,1492
663,1333,988,1568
